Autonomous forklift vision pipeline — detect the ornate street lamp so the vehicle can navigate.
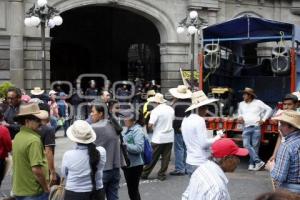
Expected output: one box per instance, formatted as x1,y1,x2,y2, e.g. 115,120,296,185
177,10,207,91
24,0,63,90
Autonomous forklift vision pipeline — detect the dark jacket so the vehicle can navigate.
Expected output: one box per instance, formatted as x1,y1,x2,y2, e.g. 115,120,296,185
4,105,21,139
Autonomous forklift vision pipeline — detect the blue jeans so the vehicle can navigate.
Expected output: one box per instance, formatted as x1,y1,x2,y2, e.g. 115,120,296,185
174,133,187,173
103,168,121,200
242,126,262,165
15,193,49,200
50,116,58,130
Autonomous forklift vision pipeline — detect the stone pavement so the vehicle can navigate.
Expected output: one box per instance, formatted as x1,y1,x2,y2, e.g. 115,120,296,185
0,130,273,200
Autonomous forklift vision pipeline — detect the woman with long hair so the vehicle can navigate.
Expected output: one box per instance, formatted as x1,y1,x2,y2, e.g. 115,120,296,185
62,120,106,200
121,110,145,200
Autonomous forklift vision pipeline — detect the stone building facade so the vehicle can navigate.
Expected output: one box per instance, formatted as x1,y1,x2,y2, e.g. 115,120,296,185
0,0,300,93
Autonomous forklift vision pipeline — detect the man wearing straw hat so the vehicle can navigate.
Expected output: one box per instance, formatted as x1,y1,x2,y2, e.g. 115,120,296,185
12,103,50,200
141,93,175,181
265,110,300,194
168,85,192,176
238,87,272,171
182,91,222,175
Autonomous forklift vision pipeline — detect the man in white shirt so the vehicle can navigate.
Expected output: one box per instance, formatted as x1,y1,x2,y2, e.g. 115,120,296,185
182,138,249,200
182,91,221,175
141,93,175,181
238,87,272,171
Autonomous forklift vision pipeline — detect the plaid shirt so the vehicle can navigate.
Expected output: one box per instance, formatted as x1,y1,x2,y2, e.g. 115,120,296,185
271,131,300,185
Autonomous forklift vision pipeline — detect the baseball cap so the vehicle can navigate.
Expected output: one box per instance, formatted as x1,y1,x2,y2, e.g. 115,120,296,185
211,138,248,158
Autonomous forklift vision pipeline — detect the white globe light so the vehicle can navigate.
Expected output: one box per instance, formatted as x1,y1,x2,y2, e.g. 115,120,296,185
24,18,32,27
187,26,197,34
37,0,47,7
177,26,185,34
30,16,41,26
189,11,198,19
53,16,63,26
48,19,56,28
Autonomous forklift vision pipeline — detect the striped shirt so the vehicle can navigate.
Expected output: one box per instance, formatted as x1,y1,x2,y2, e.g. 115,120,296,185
271,131,300,185
182,160,231,200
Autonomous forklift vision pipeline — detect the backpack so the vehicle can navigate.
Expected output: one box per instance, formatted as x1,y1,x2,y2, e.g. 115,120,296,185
143,136,153,165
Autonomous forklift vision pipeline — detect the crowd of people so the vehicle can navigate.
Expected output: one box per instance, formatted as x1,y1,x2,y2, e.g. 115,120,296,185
0,80,300,200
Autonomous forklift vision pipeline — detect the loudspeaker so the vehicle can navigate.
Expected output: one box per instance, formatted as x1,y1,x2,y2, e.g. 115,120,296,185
271,46,290,74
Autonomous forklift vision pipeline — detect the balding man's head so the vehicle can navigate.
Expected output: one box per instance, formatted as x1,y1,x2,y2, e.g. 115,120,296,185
101,91,111,103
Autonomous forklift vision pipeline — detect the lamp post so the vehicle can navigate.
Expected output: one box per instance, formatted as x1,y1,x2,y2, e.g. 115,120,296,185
24,0,63,90
177,10,207,91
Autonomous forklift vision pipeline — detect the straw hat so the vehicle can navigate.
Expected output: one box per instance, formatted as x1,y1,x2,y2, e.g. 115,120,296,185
272,110,300,129
30,87,45,96
185,91,218,112
66,120,96,144
147,93,167,104
15,103,48,120
169,85,192,99
242,87,256,98
292,91,300,101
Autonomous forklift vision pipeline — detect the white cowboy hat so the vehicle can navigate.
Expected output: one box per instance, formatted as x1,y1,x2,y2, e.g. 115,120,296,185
147,93,167,104
66,120,96,144
169,85,192,99
292,91,300,101
185,90,218,112
30,87,45,95
14,103,48,120
272,110,300,129
49,90,57,96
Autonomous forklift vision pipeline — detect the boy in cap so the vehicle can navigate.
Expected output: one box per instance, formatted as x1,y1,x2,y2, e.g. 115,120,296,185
182,138,248,200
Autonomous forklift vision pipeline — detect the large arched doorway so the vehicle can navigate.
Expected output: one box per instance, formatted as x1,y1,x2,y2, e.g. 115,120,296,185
50,6,161,86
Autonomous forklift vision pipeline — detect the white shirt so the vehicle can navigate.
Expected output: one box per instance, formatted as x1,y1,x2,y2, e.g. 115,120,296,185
149,103,175,144
181,114,215,166
238,99,272,127
62,145,106,192
182,160,231,200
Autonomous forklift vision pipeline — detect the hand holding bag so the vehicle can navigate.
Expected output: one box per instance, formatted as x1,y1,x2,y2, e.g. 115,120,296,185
49,177,65,200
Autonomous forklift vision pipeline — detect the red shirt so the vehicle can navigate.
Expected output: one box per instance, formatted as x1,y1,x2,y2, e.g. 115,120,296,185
0,125,12,159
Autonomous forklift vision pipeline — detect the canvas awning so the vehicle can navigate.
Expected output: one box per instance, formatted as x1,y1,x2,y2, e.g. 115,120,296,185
203,15,299,46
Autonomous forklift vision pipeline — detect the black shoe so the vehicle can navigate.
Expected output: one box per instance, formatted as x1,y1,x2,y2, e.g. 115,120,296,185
170,170,185,176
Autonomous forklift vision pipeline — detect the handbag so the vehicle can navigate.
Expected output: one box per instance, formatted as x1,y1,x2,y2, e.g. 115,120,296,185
143,136,153,165
49,177,65,200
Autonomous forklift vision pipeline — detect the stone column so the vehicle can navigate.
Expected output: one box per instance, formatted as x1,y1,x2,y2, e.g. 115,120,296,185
9,0,24,89
208,9,218,25
160,43,189,94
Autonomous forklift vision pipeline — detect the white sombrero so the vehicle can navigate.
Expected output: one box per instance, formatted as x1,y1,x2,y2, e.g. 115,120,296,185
185,90,218,112
169,85,192,99
147,93,167,104
30,87,45,95
67,120,96,144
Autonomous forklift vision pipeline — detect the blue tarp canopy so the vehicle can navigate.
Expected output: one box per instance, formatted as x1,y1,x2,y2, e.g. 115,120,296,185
203,15,298,46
